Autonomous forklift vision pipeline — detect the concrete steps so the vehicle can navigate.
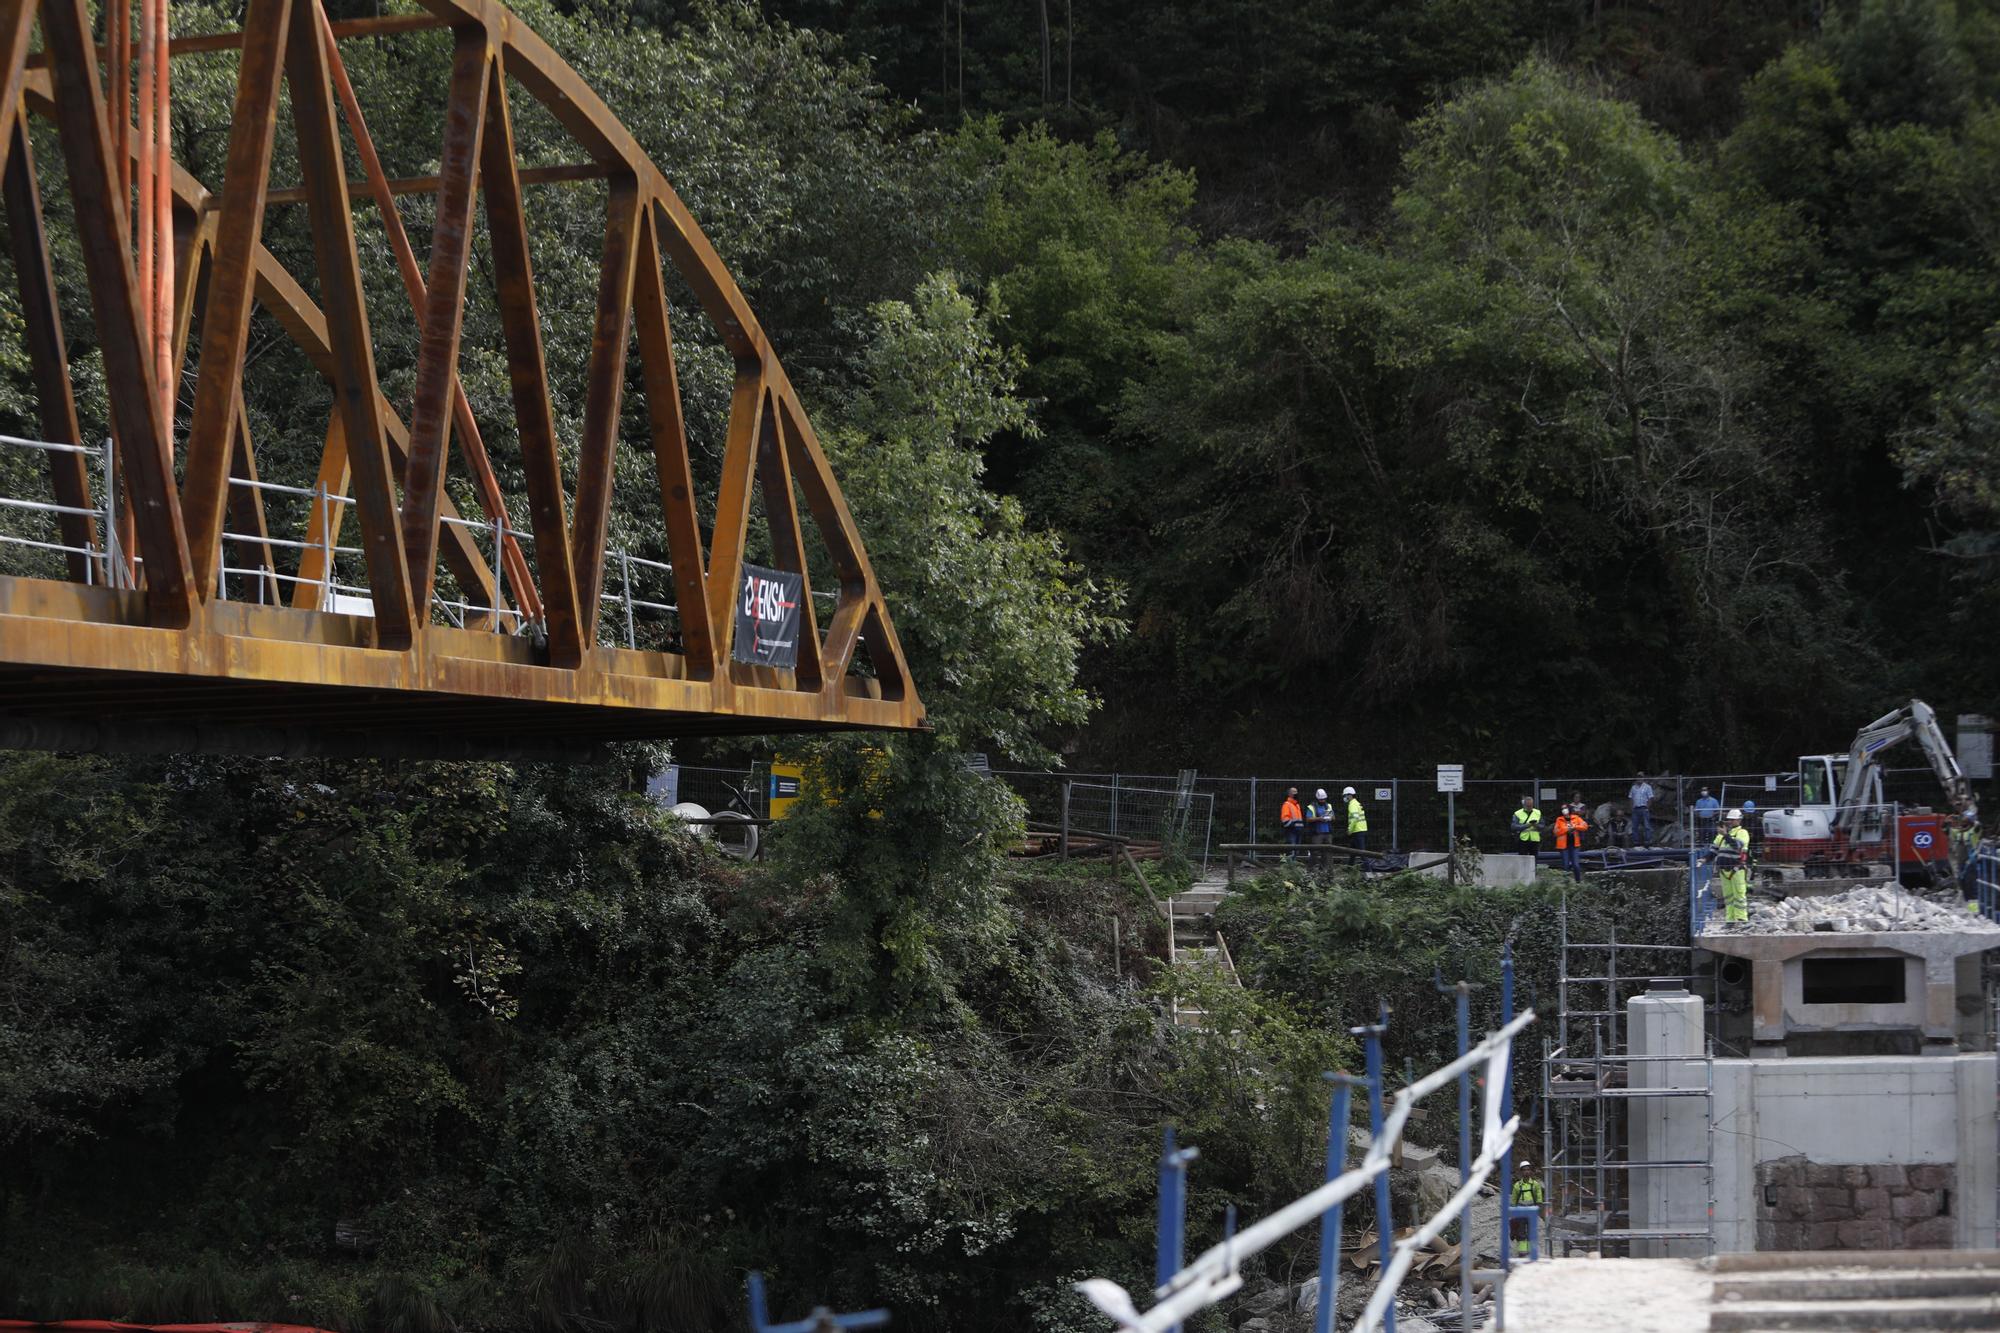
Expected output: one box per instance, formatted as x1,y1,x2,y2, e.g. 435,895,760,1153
1710,1259,2000,1331
1166,874,1237,1031
1710,1293,2000,1330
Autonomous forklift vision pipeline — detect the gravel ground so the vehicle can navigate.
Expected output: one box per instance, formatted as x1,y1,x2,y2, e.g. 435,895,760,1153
1502,1258,1711,1332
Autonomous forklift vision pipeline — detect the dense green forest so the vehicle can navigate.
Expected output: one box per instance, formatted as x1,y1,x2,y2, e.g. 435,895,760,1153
2,0,1996,772
4,0,2000,1328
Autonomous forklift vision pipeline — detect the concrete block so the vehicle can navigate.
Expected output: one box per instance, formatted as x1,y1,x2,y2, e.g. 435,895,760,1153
1892,1191,1939,1220
1836,1218,1892,1248
1755,1219,1779,1250
1852,1187,1890,1216
1811,1187,1856,1220
1841,1166,1871,1188
1908,1164,1952,1191
1399,1142,1443,1172
1872,1164,1907,1189
1804,1221,1843,1249
1806,1162,1848,1187
1775,1184,1812,1219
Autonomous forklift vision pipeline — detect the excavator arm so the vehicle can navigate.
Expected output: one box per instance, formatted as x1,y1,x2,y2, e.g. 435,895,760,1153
1833,700,1971,837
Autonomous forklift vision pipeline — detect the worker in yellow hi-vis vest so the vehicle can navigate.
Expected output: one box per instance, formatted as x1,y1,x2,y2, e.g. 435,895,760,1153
1511,794,1543,862
1706,809,1752,923
1511,1162,1545,1258
1341,786,1368,852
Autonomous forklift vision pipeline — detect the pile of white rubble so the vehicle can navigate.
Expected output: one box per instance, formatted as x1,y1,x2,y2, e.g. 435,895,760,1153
1714,883,2000,935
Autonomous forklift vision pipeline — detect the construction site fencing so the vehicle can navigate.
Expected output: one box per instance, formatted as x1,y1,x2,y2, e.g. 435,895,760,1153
1062,781,1217,866
990,767,1962,867
1972,843,2000,921
1077,951,1536,1333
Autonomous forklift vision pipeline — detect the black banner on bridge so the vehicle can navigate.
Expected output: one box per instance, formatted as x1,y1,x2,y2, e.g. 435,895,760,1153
733,564,804,669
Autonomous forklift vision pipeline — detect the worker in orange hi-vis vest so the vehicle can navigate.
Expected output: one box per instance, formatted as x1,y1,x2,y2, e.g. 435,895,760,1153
1553,804,1590,883
1279,787,1304,849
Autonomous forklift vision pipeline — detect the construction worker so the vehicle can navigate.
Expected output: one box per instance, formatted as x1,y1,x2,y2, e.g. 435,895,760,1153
1341,785,1368,852
1553,804,1589,883
1628,773,1656,845
1279,787,1304,848
1511,794,1543,863
1307,788,1335,856
1693,787,1721,845
1706,808,1752,924
1510,1160,1545,1259
1950,808,1983,909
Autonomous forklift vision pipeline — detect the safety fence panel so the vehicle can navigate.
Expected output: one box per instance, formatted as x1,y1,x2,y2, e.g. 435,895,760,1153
1976,845,2000,921
1063,781,1216,865
669,764,768,819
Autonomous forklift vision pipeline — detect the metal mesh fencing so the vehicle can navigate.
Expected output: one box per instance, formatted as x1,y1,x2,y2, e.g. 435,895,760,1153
669,764,767,818
1974,844,2000,920
1061,781,1215,865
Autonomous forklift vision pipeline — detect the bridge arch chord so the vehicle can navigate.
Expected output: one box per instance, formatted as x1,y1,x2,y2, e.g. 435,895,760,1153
0,0,923,757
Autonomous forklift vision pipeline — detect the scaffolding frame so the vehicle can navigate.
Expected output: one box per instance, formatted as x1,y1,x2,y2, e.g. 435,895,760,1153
1541,908,1718,1259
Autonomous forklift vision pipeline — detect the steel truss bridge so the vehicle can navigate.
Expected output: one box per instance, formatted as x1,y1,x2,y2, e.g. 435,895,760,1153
0,0,923,759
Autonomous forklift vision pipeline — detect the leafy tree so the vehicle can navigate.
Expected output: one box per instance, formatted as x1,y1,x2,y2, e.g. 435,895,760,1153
773,274,1123,1007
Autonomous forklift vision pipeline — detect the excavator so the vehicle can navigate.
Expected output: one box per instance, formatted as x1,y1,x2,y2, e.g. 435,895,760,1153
1759,700,1975,881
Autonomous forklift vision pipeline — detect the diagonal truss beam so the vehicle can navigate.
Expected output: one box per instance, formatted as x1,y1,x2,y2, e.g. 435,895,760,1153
285,0,413,645
398,22,491,616
479,65,582,664
181,0,291,596
40,0,193,624
3,119,96,581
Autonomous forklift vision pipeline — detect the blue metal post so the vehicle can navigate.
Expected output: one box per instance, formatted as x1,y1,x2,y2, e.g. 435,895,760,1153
1315,1075,1358,1333
1496,943,1519,1331
1500,944,1516,1272
748,1272,772,1330
1156,1126,1198,1333
1452,980,1473,1327
1357,1002,1393,1333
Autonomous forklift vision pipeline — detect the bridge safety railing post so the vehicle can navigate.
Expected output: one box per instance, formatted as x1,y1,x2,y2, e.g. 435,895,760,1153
491,508,506,632
317,482,334,612
1497,942,1521,1329
1060,779,1071,860
1432,972,1474,1329
621,548,636,648
1156,1126,1199,1333
1314,1073,1359,1333
101,437,122,589
1352,1001,1393,1333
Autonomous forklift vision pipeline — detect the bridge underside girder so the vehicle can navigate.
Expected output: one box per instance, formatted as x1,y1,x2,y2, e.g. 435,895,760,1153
0,584,909,762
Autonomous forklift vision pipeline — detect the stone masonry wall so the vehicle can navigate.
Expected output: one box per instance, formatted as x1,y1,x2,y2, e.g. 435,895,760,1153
1754,1155,1956,1250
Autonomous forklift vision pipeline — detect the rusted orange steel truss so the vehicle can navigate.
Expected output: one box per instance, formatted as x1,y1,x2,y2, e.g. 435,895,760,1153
0,0,924,758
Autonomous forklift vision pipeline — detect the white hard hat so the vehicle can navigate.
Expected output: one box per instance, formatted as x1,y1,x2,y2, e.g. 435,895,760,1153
1342,786,1356,796
1726,808,1743,820
1315,788,1328,800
